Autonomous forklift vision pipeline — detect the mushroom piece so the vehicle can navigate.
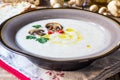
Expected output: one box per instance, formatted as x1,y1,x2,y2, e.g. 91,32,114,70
107,0,120,17
89,4,99,12
68,0,75,7
28,0,41,6
50,0,64,8
29,29,46,36
98,7,108,14
45,22,63,31
75,0,84,7
68,0,84,7
2,0,41,6
53,3,62,8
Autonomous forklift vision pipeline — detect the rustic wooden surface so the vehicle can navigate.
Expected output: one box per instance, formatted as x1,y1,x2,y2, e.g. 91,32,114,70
0,67,18,80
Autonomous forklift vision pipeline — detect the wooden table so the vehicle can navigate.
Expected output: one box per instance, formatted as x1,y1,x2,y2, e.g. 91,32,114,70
0,67,17,80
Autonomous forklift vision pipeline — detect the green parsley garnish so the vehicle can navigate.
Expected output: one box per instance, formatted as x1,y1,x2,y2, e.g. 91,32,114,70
32,25,42,28
26,35,36,39
36,37,49,44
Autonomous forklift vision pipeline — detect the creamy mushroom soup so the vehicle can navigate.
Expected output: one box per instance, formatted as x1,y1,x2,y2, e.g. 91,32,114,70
16,19,111,58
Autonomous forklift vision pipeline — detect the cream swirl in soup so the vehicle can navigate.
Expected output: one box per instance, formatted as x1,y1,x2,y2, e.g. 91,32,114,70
16,19,111,58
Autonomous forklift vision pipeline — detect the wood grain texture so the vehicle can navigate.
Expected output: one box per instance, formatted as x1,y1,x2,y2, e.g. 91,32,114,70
0,67,18,80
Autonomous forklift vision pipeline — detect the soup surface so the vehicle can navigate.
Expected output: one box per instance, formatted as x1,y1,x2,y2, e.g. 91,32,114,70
16,19,111,58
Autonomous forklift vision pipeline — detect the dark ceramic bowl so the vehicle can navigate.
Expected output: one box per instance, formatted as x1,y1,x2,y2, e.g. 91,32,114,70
0,8,120,71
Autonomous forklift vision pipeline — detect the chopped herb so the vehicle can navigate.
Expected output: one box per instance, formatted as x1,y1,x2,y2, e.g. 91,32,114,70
32,25,42,28
36,37,49,44
26,35,36,39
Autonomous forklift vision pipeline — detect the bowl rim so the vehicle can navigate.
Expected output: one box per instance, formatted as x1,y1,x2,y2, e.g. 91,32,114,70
0,8,120,62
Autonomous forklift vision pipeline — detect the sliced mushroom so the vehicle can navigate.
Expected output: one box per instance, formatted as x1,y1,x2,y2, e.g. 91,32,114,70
29,29,46,36
45,22,63,31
